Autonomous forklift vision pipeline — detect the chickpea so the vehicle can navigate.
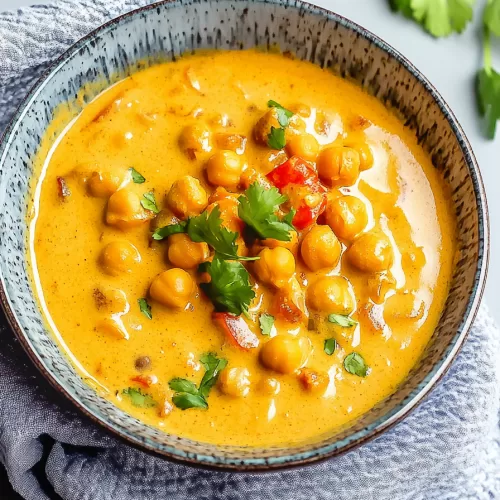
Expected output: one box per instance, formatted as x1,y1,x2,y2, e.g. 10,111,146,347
316,146,360,187
259,335,311,374
167,233,209,269
350,142,374,171
93,287,129,314
218,367,251,397
97,317,128,340
215,133,247,154
106,189,150,229
285,133,319,162
88,166,126,197
347,231,394,273
152,209,180,232
179,122,212,157
307,275,355,314
254,247,295,288
205,150,246,189
257,377,281,395
99,241,141,276
149,268,194,309
300,225,341,272
298,368,330,394
325,195,368,241
166,176,208,219
253,109,281,146
262,231,299,254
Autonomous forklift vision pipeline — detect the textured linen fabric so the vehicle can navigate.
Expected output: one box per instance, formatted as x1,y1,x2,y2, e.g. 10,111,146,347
0,2,499,499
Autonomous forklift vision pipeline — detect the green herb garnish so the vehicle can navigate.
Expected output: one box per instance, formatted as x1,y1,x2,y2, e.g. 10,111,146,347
141,192,160,214
259,313,275,335
138,298,152,320
122,387,157,408
169,353,227,410
152,221,188,240
129,167,146,184
267,100,294,127
324,338,337,356
344,352,369,377
267,126,286,150
238,183,296,241
328,313,358,328
200,256,256,316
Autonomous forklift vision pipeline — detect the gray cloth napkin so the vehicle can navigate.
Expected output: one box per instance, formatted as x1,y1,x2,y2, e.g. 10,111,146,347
1,2,500,499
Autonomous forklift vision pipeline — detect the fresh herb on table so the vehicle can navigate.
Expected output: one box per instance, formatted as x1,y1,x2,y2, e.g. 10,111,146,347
344,352,369,377
122,387,157,408
138,298,152,320
328,313,358,327
390,0,500,138
141,191,160,214
169,353,228,410
200,256,256,316
324,338,337,356
266,100,294,149
129,167,146,184
238,183,296,241
259,313,275,335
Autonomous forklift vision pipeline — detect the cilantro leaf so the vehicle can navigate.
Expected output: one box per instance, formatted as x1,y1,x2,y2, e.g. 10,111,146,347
141,192,160,214
188,206,256,261
238,183,296,241
138,298,152,320
259,313,275,335
485,0,500,36
391,0,476,37
476,67,500,139
169,353,227,410
324,338,337,355
267,100,294,127
200,256,255,315
152,221,188,240
328,313,358,327
129,167,146,184
267,126,286,150
344,352,369,377
122,387,156,408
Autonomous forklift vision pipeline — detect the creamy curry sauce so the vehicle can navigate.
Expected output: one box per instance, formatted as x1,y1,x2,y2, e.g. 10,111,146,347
29,50,455,446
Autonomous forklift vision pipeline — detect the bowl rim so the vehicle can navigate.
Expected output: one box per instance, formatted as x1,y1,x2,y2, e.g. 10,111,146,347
0,0,490,471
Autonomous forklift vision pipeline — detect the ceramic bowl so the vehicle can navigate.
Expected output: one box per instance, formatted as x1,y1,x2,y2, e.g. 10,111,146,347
0,0,489,470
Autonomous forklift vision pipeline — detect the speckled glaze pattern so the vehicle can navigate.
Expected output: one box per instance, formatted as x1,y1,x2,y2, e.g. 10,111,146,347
0,0,488,469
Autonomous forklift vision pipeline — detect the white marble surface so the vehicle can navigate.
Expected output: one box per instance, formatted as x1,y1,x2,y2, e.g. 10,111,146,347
1,0,498,321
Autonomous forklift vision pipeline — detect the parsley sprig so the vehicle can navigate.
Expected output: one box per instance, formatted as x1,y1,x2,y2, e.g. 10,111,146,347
169,353,227,410
266,100,294,149
238,183,296,241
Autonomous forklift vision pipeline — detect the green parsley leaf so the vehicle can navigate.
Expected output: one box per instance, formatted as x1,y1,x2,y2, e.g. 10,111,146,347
344,352,369,377
391,0,476,37
152,221,188,240
141,192,160,214
267,126,286,150
476,67,500,139
324,338,337,355
188,206,256,261
169,353,227,410
122,387,157,408
485,0,500,36
267,100,294,127
238,183,296,241
200,256,256,315
328,313,358,327
259,313,275,335
198,353,228,399
138,298,152,320
129,167,146,184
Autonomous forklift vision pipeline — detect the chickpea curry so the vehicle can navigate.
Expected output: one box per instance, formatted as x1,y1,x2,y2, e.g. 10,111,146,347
29,50,456,446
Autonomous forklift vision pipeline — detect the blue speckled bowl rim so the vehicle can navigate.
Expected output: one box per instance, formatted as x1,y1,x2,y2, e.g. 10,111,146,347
0,0,489,471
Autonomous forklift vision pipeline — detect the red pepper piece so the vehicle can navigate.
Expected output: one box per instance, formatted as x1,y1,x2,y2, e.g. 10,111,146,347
266,156,327,230
213,312,259,350
271,290,305,323
130,374,158,388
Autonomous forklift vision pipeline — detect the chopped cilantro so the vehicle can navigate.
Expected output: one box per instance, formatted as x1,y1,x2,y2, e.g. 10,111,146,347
259,313,275,335
138,298,152,320
267,126,286,150
129,167,146,184
152,221,188,240
344,352,369,377
328,313,358,328
324,338,337,355
267,100,294,127
122,387,156,408
141,192,160,214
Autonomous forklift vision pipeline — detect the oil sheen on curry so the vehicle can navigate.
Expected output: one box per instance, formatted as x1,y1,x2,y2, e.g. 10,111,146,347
29,50,455,447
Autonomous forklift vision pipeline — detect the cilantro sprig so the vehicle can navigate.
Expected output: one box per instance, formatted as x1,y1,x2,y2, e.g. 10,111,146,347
129,167,146,184
138,298,152,320
238,183,296,241
266,100,294,149
328,313,358,328
169,353,227,410
152,206,257,261
141,192,160,214
122,387,156,408
200,256,256,316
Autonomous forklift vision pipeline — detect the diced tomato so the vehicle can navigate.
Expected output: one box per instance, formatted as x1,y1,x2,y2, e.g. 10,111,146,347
213,312,259,350
130,374,158,388
271,291,305,323
266,156,327,230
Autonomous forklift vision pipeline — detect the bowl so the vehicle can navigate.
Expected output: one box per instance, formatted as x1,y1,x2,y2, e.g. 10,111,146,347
0,0,489,470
